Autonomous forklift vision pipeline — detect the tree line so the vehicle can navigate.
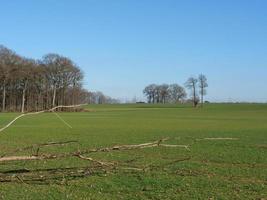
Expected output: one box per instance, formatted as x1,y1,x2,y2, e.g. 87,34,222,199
0,45,117,113
87,91,120,104
143,74,208,107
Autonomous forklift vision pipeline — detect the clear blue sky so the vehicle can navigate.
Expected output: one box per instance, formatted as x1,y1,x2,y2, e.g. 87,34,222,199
1,0,267,102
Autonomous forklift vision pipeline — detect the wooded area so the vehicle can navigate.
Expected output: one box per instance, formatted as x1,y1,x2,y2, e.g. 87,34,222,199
0,45,88,112
0,45,120,112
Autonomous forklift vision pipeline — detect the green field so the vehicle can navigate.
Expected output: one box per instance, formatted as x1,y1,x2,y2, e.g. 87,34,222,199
0,104,266,199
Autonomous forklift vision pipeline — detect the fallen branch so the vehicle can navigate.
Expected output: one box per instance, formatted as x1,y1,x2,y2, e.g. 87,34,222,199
0,138,190,163
1,141,78,158
0,104,87,134
48,104,87,112
196,137,239,141
0,138,194,184
0,156,41,162
76,155,114,166
160,144,190,150
0,166,97,184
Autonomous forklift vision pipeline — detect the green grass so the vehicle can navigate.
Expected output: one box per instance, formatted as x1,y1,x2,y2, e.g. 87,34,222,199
0,103,266,199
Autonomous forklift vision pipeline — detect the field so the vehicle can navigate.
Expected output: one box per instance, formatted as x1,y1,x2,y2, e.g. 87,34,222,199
0,103,266,199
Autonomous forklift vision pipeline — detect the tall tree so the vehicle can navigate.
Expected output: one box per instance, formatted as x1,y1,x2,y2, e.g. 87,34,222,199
143,85,153,103
168,84,187,103
159,84,169,104
198,74,208,107
0,45,20,111
17,58,36,113
185,77,198,107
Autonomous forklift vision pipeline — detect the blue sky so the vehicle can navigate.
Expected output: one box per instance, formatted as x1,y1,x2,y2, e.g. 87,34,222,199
1,0,267,102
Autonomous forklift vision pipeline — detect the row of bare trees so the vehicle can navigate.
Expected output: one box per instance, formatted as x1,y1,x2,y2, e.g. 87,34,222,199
0,45,88,112
143,84,187,104
143,74,208,107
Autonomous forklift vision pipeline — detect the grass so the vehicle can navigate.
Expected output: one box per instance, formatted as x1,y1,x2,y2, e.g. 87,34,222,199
0,103,266,199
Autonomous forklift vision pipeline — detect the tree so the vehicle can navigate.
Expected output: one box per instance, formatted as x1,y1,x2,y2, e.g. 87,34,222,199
143,83,187,104
143,85,153,103
159,84,169,104
42,54,83,108
168,84,187,103
17,58,36,113
185,77,198,107
198,74,208,107
0,45,20,111
143,84,157,103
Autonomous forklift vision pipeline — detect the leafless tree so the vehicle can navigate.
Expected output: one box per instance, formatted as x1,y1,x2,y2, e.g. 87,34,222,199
198,74,208,107
168,84,187,103
185,77,198,107
0,46,20,111
143,84,156,103
159,84,169,104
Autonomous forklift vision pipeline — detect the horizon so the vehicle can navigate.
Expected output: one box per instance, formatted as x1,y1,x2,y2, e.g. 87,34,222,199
1,0,267,103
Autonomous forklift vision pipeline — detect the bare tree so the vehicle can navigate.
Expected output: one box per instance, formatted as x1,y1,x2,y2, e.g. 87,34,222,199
198,74,208,107
143,84,154,103
159,84,169,104
185,77,198,107
42,54,82,108
0,45,20,111
18,58,36,113
168,84,187,103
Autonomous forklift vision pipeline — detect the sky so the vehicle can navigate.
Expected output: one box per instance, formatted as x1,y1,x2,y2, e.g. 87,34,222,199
0,0,267,102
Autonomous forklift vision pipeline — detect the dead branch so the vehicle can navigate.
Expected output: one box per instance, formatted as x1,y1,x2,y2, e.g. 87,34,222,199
0,104,87,134
0,138,194,184
1,141,78,158
0,166,97,184
0,138,190,163
0,156,41,162
160,144,190,150
76,155,114,166
196,137,239,141
48,104,87,112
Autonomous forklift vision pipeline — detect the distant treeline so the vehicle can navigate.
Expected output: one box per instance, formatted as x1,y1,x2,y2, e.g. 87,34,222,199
143,74,208,107
88,91,120,104
0,45,116,112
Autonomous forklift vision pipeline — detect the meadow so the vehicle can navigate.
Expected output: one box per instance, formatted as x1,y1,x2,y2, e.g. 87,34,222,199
0,103,266,199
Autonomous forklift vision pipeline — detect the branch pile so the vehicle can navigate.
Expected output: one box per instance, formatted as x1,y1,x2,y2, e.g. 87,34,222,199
0,138,192,184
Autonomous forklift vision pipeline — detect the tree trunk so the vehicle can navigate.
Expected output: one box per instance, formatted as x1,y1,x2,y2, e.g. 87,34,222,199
2,83,6,112
21,88,26,113
52,87,56,108
193,84,196,107
201,89,204,107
